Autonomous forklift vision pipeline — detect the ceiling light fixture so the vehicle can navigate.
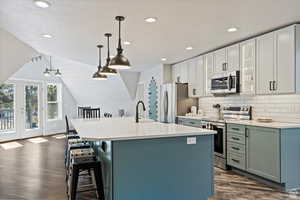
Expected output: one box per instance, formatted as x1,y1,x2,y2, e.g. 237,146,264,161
109,16,131,70
124,41,131,45
145,17,157,23
34,0,51,8
227,27,238,33
100,33,117,76
43,56,62,77
93,45,108,80
186,46,193,50
42,34,53,38
161,58,167,61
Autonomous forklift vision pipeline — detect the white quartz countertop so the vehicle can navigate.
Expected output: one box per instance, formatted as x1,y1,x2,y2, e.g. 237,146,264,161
70,117,216,141
226,120,300,129
177,115,300,129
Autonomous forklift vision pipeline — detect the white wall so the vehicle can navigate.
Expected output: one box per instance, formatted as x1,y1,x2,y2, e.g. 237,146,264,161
0,28,38,83
10,57,78,135
199,94,300,123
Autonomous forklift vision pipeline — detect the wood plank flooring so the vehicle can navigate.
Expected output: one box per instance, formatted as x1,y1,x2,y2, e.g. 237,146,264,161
0,136,299,200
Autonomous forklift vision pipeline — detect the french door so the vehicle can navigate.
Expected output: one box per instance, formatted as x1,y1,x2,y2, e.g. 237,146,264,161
0,80,43,142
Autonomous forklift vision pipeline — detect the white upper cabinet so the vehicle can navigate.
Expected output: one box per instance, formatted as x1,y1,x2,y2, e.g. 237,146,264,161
256,32,275,95
188,57,205,97
180,61,188,83
275,25,295,94
227,44,240,72
204,53,214,96
172,63,181,83
240,39,256,95
187,59,197,84
172,62,188,83
214,48,226,74
256,25,297,95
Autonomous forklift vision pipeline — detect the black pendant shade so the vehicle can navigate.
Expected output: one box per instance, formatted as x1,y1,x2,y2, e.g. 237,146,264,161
109,16,131,70
93,45,107,80
100,33,117,75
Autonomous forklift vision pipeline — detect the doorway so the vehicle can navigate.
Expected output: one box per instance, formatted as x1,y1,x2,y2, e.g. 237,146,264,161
0,80,43,142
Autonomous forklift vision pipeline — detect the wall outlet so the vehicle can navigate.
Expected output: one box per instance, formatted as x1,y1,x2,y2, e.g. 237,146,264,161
187,137,197,144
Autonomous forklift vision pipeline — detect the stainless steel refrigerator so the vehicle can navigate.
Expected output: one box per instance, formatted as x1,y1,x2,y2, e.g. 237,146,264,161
160,83,198,123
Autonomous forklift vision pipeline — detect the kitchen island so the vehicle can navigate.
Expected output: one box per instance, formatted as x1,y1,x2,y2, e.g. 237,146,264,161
71,117,216,200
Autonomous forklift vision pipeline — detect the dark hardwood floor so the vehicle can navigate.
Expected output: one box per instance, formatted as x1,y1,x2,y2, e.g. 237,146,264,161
0,136,299,200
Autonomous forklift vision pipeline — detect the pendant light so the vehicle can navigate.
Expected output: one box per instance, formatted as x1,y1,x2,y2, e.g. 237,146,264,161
100,33,117,75
109,16,131,69
93,45,108,80
43,56,62,77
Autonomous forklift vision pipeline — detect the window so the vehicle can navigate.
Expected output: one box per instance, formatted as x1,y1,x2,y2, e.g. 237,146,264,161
47,84,61,120
0,84,15,131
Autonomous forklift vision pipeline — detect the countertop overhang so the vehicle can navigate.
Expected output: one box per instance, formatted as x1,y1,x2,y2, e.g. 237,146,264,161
177,116,300,129
71,117,216,141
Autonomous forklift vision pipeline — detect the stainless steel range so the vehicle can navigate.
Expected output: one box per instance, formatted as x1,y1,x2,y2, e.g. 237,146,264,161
199,106,252,169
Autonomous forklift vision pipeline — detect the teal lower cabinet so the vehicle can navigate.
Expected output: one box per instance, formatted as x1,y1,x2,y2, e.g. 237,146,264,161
227,123,300,191
246,127,280,182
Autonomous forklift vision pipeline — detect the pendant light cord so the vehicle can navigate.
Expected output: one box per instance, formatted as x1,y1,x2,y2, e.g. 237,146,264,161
98,45,102,70
107,35,110,63
117,19,123,54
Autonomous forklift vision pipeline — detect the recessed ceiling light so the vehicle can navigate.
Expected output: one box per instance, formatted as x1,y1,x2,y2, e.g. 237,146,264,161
124,41,131,45
145,17,157,23
161,58,167,61
34,0,51,8
42,34,53,38
227,27,238,33
186,46,193,50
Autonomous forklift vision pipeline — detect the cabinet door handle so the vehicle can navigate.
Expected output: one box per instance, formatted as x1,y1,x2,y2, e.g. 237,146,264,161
245,129,249,138
231,128,240,131
273,81,277,91
231,159,240,163
269,81,272,91
232,147,240,151
231,137,240,141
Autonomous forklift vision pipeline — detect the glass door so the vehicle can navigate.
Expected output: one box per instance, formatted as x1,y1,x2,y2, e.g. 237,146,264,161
19,82,43,138
0,83,17,142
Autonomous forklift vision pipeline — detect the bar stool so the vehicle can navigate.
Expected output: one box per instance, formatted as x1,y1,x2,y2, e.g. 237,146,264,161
68,157,105,200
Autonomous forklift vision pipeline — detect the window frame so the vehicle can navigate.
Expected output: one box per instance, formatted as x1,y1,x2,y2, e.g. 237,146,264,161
46,83,62,121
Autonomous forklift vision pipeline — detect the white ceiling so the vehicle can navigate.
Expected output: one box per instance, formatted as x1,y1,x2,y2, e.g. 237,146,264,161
1,0,300,71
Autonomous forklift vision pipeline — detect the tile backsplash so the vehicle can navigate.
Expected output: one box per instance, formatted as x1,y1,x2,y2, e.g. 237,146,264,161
198,94,300,123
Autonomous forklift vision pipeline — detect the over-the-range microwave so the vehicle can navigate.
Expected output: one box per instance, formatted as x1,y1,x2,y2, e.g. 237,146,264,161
210,71,240,94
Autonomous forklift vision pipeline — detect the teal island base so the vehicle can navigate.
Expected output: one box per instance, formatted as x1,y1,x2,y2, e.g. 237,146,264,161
105,135,214,200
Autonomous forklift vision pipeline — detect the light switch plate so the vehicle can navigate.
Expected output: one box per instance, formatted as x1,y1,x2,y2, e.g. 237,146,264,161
187,137,197,144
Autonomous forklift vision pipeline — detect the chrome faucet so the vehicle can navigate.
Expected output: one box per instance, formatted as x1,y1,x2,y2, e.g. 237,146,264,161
136,100,146,123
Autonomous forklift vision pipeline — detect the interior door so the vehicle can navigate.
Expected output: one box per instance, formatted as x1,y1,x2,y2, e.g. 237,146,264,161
19,82,43,138
256,32,275,95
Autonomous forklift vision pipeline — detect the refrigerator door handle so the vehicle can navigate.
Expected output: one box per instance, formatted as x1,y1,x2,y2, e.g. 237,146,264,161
164,90,169,122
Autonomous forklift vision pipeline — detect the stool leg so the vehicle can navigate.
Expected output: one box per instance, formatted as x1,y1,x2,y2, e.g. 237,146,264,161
94,165,105,200
70,165,79,200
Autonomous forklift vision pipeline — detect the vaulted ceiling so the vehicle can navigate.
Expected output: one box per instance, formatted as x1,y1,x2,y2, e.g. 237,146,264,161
1,0,300,72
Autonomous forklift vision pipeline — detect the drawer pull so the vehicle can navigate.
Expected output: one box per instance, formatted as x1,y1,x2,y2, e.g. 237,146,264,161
231,137,240,141
189,122,195,124
231,127,240,131
232,147,240,151
231,159,240,163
